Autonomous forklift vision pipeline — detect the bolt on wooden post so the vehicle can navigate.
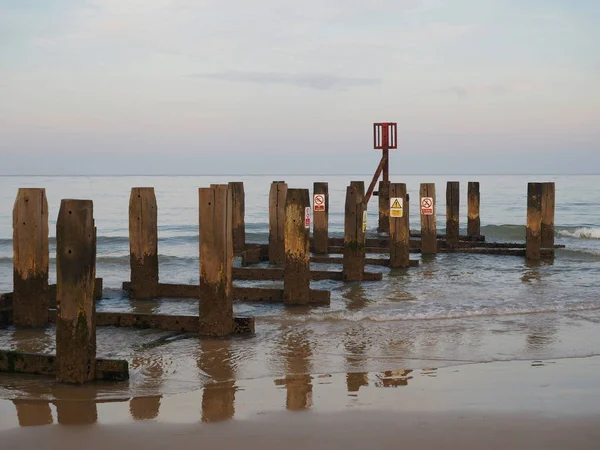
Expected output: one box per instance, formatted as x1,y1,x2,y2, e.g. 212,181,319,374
129,188,158,299
198,185,234,336
541,182,555,250
269,181,287,265
467,182,481,237
389,183,410,268
420,183,437,255
12,188,49,327
229,182,246,255
446,181,460,248
378,181,391,233
312,182,329,255
283,189,310,305
343,185,366,281
55,200,97,384
526,182,543,261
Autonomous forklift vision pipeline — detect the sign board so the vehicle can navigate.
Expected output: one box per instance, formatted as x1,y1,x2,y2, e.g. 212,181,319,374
305,207,311,228
390,197,403,218
421,197,434,215
362,210,367,232
314,194,325,212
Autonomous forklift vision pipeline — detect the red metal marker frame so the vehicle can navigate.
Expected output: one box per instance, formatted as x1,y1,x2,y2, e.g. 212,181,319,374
366,122,397,203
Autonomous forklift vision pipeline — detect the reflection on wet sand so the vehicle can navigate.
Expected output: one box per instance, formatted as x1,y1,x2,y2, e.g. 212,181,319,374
52,384,98,425
197,338,237,423
275,330,313,411
13,400,53,426
343,284,369,311
375,370,414,388
129,355,164,420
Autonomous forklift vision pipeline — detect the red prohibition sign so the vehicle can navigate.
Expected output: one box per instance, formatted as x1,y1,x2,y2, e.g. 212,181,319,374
314,195,324,205
421,198,433,208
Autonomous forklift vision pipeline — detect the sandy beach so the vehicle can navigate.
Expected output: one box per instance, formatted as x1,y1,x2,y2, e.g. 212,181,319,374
2,356,600,449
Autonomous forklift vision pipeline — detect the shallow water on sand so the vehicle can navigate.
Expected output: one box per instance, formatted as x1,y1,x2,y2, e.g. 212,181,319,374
0,174,600,402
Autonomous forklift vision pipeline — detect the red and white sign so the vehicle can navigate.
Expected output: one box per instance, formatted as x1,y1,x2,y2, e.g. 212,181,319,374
421,197,434,215
314,194,325,212
305,207,311,228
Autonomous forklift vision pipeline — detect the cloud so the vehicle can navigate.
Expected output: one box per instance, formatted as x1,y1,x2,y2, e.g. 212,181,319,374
192,71,382,91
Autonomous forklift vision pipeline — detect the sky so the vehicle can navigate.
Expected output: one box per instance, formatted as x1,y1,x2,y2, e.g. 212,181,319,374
1,0,599,175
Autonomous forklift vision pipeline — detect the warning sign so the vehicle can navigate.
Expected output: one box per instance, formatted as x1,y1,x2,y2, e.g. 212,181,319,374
305,207,311,228
390,197,403,218
421,197,434,215
314,194,325,212
362,210,367,232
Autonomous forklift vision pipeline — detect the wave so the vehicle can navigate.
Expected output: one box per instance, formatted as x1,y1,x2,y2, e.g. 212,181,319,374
269,303,600,324
479,224,525,241
557,227,600,240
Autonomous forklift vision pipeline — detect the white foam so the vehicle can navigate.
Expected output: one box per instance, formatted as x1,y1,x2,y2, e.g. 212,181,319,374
558,227,600,240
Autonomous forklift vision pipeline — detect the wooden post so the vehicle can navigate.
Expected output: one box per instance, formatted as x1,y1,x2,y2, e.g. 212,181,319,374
129,188,158,299
378,181,390,233
350,181,365,197
312,182,329,255
56,199,96,384
12,188,49,327
229,182,246,255
420,183,437,255
283,189,311,305
343,185,366,281
198,185,234,336
467,182,481,237
446,181,460,248
541,182,555,249
526,182,543,260
268,181,287,265
389,183,410,268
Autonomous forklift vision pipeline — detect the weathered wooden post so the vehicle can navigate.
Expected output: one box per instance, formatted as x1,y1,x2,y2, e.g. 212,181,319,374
343,185,366,281
269,181,287,265
467,182,481,237
378,181,391,233
351,181,365,196
12,188,49,327
198,185,234,336
541,182,555,250
446,181,460,248
283,189,311,305
389,183,410,268
129,188,158,299
228,182,246,255
312,182,329,255
56,199,97,384
420,183,437,255
526,182,543,260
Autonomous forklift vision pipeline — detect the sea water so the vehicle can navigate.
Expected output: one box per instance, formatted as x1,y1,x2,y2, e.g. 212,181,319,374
0,174,599,399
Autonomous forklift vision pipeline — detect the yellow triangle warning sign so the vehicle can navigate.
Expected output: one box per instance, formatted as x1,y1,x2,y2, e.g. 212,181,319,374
391,199,401,209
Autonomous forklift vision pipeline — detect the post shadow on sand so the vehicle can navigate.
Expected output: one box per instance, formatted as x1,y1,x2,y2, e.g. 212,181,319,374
274,329,313,411
197,338,237,423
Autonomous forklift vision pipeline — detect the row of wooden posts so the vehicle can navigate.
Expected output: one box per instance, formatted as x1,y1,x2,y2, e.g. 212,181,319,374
1,179,557,384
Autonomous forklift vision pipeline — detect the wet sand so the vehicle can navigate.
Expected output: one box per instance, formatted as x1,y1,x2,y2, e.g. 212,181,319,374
2,356,600,449
2,411,600,450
